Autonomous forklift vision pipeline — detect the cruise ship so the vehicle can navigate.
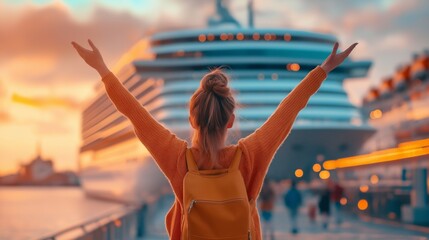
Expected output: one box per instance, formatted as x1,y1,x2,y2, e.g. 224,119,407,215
79,0,374,203
319,49,429,224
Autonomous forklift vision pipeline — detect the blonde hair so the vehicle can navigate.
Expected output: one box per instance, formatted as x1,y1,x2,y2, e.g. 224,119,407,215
189,68,236,168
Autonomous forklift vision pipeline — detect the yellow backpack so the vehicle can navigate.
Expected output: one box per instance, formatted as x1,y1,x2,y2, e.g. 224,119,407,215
181,147,253,240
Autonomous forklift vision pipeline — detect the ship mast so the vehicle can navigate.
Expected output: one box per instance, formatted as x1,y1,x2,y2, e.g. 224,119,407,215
208,0,240,28
248,0,254,28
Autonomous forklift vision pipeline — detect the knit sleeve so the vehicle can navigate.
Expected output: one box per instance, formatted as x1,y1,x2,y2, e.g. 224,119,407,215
101,72,187,180
238,66,327,186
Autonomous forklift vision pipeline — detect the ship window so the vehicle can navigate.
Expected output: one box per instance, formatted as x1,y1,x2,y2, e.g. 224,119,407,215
253,33,260,40
286,63,300,72
151,34,333,46
264,33,271,41
136,63,349,74
198,34,206,42
271,73,278,80
284,34,292,41
207,34,215,41
156,49,329,59
176,50,184,57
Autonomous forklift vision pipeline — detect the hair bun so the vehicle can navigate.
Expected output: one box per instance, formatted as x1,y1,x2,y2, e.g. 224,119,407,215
201,69,230,97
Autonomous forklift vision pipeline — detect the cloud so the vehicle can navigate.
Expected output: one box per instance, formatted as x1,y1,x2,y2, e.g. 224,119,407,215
0,2,174,125
242,0,429,104
0,79,12,123
0,111,11,123
35,120,71,135
379,33,410,50
0,79,6,99
0,4,150,85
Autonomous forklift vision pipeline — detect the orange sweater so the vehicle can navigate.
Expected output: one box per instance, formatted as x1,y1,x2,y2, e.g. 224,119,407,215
101,66,327,239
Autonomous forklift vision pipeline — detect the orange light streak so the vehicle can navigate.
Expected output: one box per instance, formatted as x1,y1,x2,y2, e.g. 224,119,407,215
324,137,429,169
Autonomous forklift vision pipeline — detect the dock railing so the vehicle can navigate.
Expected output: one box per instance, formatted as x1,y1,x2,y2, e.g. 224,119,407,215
39,204,144,240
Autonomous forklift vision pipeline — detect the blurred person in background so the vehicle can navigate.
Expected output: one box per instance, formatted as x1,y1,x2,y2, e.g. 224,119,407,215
331,181,344,225
318,186,331,230
307,191,318,224
283,180,302,234
259,178,276,240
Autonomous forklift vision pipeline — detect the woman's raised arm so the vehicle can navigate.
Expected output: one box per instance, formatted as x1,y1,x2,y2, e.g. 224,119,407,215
71,39,187,180
238,42,358,180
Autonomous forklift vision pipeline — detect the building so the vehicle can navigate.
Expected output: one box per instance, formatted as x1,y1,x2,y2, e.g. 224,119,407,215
0,142,79,186
18,143,54,182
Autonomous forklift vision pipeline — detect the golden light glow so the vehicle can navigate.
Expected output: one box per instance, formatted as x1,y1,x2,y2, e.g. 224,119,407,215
12,94,42,107
359,185,369,193
312,163,322,173
291,63,300,71
253,33,260,40
370,174,379,184
323,161,335,170
12,93,78,109
323,137,429,170
398,138,429,149
220,33,228,41
236,33,244,41
287,63,300,71
112,39,154,74
340,197,347,205
198,34,206,42
358,199,368,210
370,109,383,119
295,169,304,178
114,219,122,227
319,170,330,179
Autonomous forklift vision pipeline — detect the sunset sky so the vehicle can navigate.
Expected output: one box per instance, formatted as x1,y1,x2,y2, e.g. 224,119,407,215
0,0,428,175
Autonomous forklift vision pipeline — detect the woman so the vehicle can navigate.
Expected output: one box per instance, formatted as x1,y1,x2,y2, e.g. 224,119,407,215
71,39,357,239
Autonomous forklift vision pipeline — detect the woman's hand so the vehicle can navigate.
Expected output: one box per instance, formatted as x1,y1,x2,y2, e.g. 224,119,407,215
321,42,358,74
71,39,110,77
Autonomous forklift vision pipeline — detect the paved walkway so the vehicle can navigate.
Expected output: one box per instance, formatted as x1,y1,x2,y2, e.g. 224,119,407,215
144,197,429,240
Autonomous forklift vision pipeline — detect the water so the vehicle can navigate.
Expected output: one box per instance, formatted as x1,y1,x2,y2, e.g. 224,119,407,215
0,187,127,240
2,187,428,240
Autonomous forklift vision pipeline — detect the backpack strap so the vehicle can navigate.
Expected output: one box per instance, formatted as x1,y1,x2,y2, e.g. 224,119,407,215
228,147,242,171
186,148,199,174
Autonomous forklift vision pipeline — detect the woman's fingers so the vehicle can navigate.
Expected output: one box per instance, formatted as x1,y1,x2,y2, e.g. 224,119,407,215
339,43,358,59
331,42,339,56
71,39,107,73
321,42,358,73
88,39,99,53
71,41,89,55
71,42,87,59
